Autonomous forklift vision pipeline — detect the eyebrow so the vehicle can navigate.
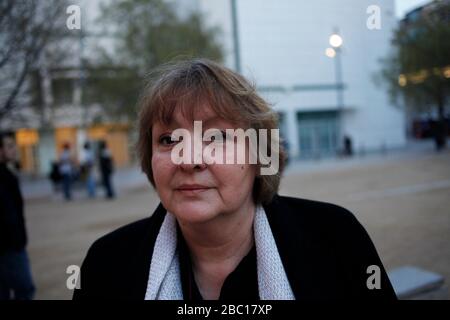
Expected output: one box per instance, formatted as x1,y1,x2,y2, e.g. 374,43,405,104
203,116,223,125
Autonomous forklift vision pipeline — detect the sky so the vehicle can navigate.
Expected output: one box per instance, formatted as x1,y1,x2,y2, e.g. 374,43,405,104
395,0,433,18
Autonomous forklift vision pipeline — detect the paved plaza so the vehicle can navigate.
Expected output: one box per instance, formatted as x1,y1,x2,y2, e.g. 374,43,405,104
24,143,450,299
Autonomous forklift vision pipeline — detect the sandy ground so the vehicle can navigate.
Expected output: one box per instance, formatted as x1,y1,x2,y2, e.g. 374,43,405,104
25,149,450,299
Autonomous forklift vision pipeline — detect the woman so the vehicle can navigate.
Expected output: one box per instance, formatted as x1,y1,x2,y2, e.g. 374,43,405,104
73,59,396,300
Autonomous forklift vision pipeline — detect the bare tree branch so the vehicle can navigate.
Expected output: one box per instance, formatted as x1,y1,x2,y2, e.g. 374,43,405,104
0,0,70,121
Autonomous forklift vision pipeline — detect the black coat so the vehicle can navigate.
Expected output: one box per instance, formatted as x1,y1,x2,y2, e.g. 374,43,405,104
0,163,27,254
99,152,113,177
73,194,397,300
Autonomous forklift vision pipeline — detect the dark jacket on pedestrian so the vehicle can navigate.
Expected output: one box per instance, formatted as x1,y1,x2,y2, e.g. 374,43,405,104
0,163,27,254
99,150,113,177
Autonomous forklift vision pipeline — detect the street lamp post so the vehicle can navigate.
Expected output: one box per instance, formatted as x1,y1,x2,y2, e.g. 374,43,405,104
231,0,242,74
327,32,344,109
326,30,345,155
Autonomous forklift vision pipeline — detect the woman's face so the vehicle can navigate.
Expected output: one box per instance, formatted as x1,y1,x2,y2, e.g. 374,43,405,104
151,105,257,224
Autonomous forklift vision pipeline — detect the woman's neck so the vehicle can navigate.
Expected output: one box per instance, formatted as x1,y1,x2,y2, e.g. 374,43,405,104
177,199,256,299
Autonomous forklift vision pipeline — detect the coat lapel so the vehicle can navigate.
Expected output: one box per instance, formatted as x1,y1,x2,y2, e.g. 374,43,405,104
263,195,340,300
128,203,167,299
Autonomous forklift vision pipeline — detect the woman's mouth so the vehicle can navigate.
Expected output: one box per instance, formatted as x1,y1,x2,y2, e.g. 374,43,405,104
176,184,212,195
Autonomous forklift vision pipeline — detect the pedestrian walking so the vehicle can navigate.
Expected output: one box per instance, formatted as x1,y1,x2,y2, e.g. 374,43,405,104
82,142,96,198
59,143,74,201
0,132,35,300
98,140,115,199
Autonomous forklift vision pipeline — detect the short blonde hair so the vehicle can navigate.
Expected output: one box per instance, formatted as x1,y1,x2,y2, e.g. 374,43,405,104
137,58,287,204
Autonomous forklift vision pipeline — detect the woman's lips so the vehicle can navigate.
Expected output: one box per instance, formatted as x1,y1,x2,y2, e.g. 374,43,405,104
176,184,212,195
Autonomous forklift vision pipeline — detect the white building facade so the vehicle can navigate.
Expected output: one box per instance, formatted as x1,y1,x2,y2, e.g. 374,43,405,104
197,0,407,159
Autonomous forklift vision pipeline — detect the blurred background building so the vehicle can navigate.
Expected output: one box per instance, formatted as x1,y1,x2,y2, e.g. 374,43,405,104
1,0,446,175
195,0,407,160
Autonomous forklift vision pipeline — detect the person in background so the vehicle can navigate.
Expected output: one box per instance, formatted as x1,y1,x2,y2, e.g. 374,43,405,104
48,160,62,193
0,131,35,300
59,143,75,201
343,135,353,157
98,140,115,199
82,142,96,198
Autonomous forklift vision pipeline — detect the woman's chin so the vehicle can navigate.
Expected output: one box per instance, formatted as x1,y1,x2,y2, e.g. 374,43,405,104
170,203,219,224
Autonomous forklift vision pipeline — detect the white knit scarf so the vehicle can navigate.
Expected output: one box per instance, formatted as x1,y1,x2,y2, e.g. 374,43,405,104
144,205,295,300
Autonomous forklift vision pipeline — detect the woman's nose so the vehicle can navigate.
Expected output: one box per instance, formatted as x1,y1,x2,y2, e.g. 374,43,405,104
179,161,207,172
178,139,207,172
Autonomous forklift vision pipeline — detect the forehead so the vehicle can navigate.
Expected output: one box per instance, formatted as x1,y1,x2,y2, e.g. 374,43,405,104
153,104,238,130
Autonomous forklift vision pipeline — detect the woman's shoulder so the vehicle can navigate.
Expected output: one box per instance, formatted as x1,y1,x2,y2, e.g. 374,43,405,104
266,194,371,247
267,195,397,300
90,218,151,252
268,194,360,228
73,204,167,299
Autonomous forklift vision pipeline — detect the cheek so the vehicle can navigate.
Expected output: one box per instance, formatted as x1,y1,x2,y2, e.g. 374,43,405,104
213,164,256,193
151,152,175,188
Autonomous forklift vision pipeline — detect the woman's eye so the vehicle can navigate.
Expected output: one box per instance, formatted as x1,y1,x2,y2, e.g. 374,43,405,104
159,135,178,146
210,131,223,140
210,130,228,142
